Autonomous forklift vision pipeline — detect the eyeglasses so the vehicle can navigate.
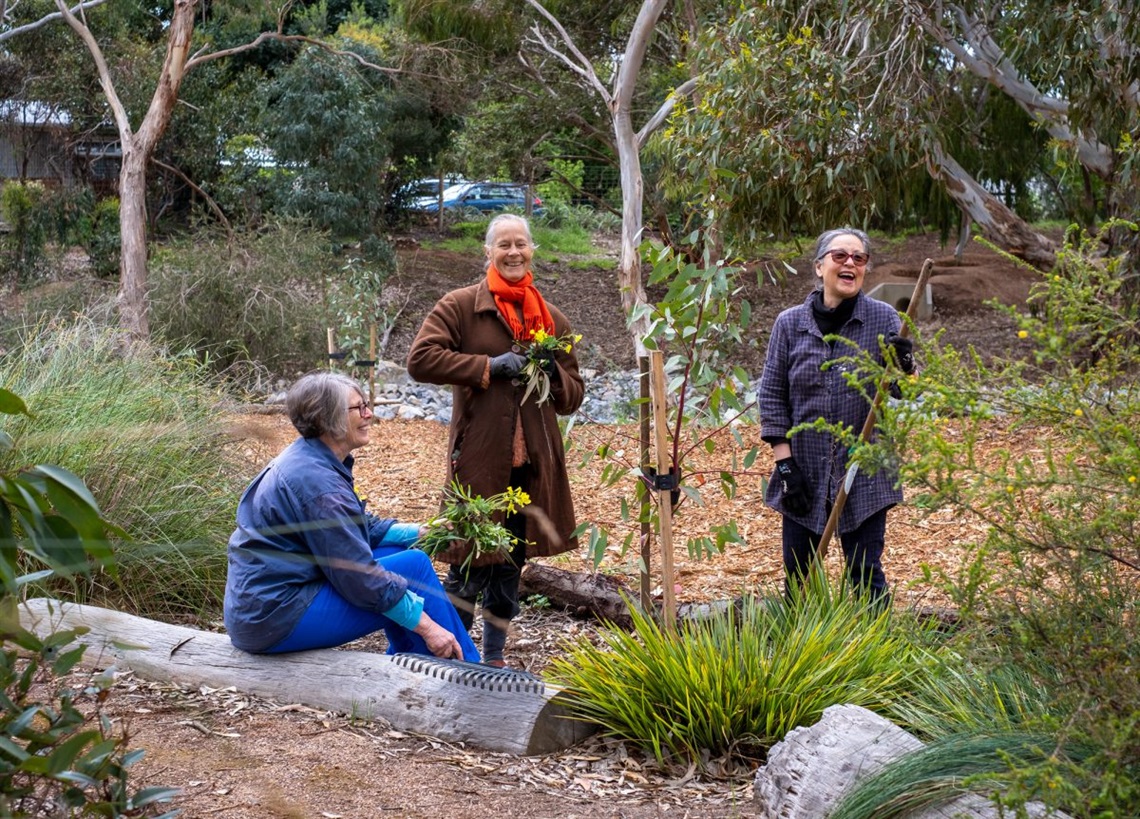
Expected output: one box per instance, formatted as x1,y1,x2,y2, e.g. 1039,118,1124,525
347,402,373,418
819,249,870,266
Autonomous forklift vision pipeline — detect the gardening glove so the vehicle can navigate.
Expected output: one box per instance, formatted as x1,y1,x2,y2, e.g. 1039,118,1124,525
775,457,813,517
535,349,559,380
886,331,915,374
489,351,527,378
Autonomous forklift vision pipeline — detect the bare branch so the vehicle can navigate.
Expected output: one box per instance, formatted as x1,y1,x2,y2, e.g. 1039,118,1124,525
187,31,402,76
523,0,610,101
52,0,131,139
910,1,1114,178
0,0,109,43
151,157,233,238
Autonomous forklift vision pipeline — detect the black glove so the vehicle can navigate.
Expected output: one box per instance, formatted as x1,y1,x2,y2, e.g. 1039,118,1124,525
886,331,915,374
489,351,527,378
775,457,813,517
534,349,559,379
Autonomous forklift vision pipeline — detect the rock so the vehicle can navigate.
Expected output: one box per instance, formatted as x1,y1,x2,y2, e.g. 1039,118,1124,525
754,705,923,818
752,705,1073,819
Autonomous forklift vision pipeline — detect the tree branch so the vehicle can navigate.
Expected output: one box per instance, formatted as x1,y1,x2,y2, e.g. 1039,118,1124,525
187,31,404,77
523,0,610,102
52,0,131,141
151,157,232,238
910,1,1114,178
0,0,109,43
637,76,696,148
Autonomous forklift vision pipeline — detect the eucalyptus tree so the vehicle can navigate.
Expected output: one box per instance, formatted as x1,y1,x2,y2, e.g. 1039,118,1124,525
657,3,1034,264
0,0,414,340
660,1,1137,268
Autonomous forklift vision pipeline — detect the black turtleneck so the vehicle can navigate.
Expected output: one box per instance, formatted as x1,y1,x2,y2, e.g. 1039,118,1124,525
811,289,857,337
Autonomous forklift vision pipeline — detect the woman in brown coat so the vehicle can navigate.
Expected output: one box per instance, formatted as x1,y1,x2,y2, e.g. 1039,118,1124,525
406,213,585,667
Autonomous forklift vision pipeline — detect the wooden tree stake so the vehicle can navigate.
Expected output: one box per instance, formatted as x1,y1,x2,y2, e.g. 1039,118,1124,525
649,350,677,630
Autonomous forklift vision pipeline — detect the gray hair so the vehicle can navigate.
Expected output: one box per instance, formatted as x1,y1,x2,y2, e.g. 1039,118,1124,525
483,213,534,269
286,371,363,439
814,227,873,267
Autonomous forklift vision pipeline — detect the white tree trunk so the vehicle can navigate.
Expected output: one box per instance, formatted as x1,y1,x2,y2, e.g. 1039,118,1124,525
19,598,595,756
56,0,198,340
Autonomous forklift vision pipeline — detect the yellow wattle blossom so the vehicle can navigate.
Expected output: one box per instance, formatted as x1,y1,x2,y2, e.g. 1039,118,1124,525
1074,408,1084,417
1129,475,1137,484
1018,330,1029,339
504,487,532,513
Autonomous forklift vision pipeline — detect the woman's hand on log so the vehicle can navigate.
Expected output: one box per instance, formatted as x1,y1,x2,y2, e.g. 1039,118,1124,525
413,614,461,659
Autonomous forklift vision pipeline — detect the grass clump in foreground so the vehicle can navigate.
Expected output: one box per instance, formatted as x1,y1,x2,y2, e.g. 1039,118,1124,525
0,317,246,620
547,570,939,768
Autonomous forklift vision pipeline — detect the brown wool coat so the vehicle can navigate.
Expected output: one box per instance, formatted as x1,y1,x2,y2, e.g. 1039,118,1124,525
406,278,585,558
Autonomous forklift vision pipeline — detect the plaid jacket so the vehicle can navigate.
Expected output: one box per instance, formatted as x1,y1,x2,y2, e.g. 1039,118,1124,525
758,290,903,532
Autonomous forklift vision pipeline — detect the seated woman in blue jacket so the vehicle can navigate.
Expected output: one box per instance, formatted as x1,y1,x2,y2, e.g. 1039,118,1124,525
224,371,479,661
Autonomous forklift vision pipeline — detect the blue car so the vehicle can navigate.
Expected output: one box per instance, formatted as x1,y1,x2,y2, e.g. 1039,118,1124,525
412,181,543,215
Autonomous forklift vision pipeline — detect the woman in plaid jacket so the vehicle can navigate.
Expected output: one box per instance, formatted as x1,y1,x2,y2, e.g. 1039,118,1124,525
757,227,914,604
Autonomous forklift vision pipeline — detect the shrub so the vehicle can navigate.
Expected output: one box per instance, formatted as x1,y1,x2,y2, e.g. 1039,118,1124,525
0,180,50,280
86,197,121,279
0,318,246,620
148,220,335,382
0,387,177,816
327,235,397,368
877,221,1140,815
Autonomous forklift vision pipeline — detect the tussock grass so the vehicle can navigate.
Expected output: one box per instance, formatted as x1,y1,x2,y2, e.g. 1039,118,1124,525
887,647,1055,739
548,570,940,767
829,731,1092,819
0,318,245,620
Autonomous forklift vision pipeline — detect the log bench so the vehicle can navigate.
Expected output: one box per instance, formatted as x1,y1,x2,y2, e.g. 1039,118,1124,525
18,597,596,756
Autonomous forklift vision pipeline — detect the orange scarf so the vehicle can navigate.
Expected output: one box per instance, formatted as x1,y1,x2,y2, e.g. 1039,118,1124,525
486,265,555,342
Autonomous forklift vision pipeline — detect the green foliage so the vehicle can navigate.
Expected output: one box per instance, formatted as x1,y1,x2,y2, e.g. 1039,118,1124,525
86,197,121,279
886,647,1055,741
574,240,757,566
327,239,397,368
0,318,245,620
548,572,938,767
876,222,1140,815
0,391,177,816
418,481,529,574
148,221,335,381
0,181,50,280
536,202,620,234
44,186,95,248
212,135,287,230
536,157,584,207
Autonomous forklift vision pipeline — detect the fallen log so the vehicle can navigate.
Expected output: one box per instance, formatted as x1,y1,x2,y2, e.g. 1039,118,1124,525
520,563,736,628
19,597,595,756
520,563,635,628
521,564,961,630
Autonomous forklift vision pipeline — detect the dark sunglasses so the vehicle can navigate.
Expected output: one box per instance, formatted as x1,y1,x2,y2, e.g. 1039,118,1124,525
819,249,870,266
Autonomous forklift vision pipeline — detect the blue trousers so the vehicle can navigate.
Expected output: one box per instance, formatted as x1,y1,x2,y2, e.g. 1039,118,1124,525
267,543,481,662
782,507,890,602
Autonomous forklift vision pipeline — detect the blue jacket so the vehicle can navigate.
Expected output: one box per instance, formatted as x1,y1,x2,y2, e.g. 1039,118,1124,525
223,437,411,652
758,290,904,532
